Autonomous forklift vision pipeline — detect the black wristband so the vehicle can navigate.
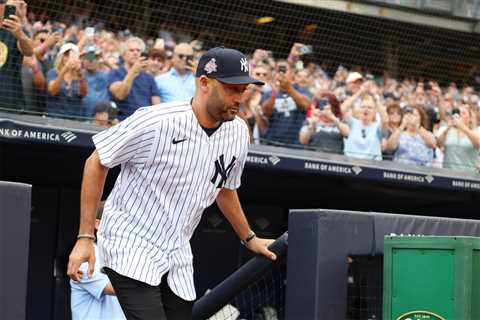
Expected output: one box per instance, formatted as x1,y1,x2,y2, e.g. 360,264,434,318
241,230,256,246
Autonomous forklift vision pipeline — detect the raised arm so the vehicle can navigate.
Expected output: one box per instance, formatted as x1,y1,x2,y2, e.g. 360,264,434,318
340,85,366,114
2,13,34,56
109,59,147,101
418,127,437,149
374,95,389,132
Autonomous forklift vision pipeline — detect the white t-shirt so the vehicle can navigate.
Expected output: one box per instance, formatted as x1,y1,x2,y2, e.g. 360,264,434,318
92,100,250,301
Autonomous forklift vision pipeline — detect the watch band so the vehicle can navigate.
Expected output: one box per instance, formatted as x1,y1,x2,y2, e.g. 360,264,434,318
241,230,256,246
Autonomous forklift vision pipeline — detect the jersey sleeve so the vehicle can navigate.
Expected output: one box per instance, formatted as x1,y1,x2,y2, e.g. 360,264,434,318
92,107,158,168
224,126,249,190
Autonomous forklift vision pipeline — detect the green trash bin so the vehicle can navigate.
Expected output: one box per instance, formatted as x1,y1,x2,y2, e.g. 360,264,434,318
383,236,480,320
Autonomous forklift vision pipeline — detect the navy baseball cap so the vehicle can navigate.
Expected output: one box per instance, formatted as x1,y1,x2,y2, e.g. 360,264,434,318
196,47,264,85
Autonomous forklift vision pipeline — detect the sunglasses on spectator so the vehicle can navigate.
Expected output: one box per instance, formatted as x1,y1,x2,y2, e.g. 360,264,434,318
177,54,194,60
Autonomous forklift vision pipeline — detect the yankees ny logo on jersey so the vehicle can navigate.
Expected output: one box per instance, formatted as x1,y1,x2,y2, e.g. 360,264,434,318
211,154,237,188
240,58,248,72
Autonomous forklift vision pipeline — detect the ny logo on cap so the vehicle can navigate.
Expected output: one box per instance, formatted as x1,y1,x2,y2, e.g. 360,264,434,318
204,58,217,74
240,58,248,73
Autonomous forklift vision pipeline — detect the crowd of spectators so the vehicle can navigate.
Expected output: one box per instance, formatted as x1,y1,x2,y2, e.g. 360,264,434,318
1,1,480,173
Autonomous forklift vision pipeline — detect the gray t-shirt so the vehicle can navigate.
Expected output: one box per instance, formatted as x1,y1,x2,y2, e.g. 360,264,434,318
308,123,344,154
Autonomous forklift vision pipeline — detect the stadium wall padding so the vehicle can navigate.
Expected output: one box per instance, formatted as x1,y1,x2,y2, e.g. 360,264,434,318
285,209,480,320
0,181,31,320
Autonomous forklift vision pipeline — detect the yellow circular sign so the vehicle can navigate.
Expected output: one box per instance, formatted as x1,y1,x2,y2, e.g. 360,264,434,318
0,41,8,69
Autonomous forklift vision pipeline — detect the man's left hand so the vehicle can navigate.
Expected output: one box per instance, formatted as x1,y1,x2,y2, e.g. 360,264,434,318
2,14,23,39
246,237,277,261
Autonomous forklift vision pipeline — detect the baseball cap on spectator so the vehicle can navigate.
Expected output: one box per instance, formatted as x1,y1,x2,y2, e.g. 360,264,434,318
346,72,363,84
58,43,79,56
95,100,111,113
95,101,118,120
196,47,264,85
81,45,101,61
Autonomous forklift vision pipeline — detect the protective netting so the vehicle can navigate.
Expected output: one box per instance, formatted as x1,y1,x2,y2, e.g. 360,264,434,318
1,0,480,171
206,260,286,320
347,255,384,320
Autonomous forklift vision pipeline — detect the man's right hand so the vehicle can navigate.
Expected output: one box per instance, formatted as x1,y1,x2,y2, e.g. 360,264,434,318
67,239,95,282
45,32,62,48
129,58,148,77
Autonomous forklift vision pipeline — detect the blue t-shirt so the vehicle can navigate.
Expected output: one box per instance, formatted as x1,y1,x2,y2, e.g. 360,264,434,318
261,84,310,145
82,70,110,117
70,245,126,320
107,67,160,119
46,69,84,117
344,116,383,160
155,68,195,103
393,132,433,166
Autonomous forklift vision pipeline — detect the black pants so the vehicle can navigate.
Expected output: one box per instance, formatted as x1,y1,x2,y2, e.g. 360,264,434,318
104,268,194,320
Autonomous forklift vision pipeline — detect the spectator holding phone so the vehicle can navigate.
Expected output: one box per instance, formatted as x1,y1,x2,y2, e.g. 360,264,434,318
46,43,87,117
154,42,195,103
382,102,403,160
386,105,436,166
108,37,160,119
22,53,46,113
299,92,349,154
260,60,311,145
437,104,480,172
33,28,61,62
80,44,109,118
0,0,33,111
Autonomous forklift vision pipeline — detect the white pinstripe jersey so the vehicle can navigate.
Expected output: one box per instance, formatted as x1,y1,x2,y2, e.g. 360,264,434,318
92,100,250,301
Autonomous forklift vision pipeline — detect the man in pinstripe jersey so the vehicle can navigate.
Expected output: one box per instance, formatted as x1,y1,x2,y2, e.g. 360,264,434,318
67,47,277,319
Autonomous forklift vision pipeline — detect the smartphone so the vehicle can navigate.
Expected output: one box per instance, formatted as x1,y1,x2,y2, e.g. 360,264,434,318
85,27,95,38
451,108,460,116
3,4,16,20
299,45,313,55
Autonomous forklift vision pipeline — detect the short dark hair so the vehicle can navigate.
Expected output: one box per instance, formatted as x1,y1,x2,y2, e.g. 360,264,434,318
95,101,112,114
148,48,166,61
320,92,341,119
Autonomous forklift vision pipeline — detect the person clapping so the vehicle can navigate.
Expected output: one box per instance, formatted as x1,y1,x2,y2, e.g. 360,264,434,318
299,92,349,154
46,43,87,117
386,105,436,166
